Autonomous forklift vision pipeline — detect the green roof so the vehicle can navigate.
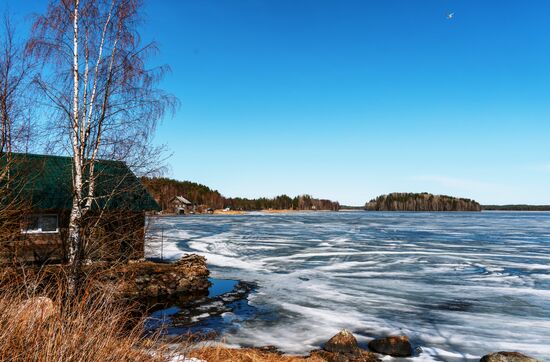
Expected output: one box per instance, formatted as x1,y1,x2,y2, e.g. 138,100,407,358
1,153,160,212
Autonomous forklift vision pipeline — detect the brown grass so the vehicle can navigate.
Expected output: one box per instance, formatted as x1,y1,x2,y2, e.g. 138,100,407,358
0,269,179,362
188,344,325,362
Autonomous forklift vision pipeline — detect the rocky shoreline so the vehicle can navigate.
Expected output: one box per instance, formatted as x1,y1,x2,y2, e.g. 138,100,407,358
138,268,540,362
303,330,540,362
0,254,211,300
126,255,540,362
185,330,541,362
2,254,542,362
12,254,533,362
101,254,540,362
146,279,256,338
110,254,210,298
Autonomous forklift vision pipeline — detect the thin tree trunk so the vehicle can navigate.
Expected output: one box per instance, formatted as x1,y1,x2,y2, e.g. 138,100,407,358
67,202,82,280
68,0,82,289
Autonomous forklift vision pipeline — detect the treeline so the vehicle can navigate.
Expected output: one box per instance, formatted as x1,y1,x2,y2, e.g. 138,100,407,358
482,205,550,211
141,177,340,211
365,192,481,212
225,194,340,211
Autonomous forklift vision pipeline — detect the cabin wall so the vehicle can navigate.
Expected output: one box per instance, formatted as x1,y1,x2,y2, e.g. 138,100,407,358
0,210,146,264
85,211,145,261
0,209,67,264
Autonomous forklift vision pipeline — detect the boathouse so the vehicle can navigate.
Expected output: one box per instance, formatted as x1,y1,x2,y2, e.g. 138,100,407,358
0,153,160,264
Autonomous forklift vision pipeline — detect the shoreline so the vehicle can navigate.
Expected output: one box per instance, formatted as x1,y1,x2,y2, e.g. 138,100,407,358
153,209,340,216
151,210,550,218
151,278,543,362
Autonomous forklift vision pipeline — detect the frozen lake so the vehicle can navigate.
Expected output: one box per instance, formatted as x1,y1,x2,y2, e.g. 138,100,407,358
147,211,550,361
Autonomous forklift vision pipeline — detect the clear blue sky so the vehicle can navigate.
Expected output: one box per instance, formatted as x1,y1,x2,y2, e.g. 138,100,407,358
4,1,550,205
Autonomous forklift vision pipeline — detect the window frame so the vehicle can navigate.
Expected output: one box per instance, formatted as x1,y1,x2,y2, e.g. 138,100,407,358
21,214,60,234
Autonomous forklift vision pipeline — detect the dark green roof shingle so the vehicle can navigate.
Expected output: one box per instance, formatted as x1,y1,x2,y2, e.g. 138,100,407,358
1,153,160,212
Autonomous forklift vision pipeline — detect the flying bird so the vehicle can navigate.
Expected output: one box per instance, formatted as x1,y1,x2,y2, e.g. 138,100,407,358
446,12,455,20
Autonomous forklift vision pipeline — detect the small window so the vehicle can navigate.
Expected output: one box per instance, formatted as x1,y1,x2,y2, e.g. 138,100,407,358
22,214,59,234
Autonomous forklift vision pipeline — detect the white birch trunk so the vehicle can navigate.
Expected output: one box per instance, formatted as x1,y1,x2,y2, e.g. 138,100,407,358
68,0,82,271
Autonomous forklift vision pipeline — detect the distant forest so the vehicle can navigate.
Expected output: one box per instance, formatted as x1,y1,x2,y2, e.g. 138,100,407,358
142,177,225,210
142,177,340,211
482,205,550,211
365,192,481,212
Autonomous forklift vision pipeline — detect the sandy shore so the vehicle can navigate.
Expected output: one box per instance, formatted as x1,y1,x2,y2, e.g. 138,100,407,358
212,210,248,215
214,209,334,214
257,209,309,214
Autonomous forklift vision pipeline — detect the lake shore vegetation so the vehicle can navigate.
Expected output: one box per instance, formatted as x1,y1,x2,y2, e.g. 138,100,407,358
142,177,340,212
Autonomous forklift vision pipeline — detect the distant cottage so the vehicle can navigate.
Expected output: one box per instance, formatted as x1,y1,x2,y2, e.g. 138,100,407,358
170,196,193,214
0,153,161,264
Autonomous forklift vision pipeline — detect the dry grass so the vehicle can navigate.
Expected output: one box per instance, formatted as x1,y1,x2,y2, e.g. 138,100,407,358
0,269,178,362
188,345,325,362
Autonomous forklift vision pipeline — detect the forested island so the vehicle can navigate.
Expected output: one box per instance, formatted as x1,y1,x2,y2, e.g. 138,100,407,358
142,177,340,212
365,193,481,212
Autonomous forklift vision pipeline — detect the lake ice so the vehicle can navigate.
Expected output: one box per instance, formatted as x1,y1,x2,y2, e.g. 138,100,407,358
146,211,550,361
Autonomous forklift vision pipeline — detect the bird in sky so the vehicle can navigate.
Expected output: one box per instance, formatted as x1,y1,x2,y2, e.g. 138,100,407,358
447,12,455,20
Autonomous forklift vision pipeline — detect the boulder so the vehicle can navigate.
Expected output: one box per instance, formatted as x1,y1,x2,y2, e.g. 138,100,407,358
368,335,413,357
16,296,56,326
324,330,360,353
480,352,540,362
313,330,381,362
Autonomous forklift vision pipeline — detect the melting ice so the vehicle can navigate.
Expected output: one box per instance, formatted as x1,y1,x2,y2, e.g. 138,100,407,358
146,211,550,361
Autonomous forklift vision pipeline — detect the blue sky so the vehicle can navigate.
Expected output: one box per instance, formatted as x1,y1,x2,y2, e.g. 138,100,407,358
4,1,550,205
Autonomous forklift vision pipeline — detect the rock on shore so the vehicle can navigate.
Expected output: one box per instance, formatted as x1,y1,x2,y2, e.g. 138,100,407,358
367,335,413,357
480,351,541,362
14,296,56,329
310,330,381,362
111,254,210,298
323,329,359,353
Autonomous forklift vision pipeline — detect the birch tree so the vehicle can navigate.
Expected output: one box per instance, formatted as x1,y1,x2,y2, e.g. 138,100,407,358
28,0,176,278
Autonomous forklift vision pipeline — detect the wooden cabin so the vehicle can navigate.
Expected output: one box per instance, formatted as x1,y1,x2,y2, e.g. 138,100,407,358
169,196,193,214
0,153,161,264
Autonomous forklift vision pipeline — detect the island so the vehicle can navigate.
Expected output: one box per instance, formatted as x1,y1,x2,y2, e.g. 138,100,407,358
365,192,481,212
